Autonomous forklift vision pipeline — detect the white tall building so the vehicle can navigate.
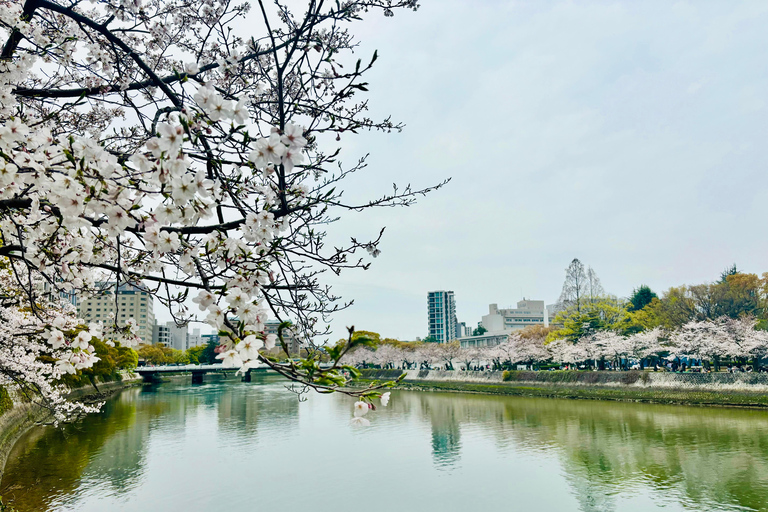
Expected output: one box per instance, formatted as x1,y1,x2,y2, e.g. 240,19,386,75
153,323,170,346
481,300,549,333
427,290,458,343
188,328,204,349
78,283,155,344
456,321,471,338
166,323,188,351
152,321,189,351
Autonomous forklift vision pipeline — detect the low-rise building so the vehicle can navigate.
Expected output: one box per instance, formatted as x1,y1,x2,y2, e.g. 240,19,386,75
456,321,472,338
153,323,170,346
201,333,219,346
264,320,301,355
481,300,549,333
458,332,509,349
188,328,204,349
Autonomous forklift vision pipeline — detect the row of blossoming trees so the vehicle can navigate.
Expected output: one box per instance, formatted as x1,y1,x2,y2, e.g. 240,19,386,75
342,268,768,373
342,317,768,373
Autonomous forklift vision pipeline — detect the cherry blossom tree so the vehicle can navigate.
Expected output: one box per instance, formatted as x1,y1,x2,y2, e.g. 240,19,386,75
620,327,664,369
547,337,588,367
370,343,399,369
341,346,375,369
737,318,768,371
669,319,737,370
432,341,461,370
492,331,549,370
0,263,103,422
398,344,419,369
458,345,481,370
413,342,442,369
0,0,438,414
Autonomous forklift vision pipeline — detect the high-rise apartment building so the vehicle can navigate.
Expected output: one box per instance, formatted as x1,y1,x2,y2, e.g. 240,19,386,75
77,283,155,344
427,290,458,343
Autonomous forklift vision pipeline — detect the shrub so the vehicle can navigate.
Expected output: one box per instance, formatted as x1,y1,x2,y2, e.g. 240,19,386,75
0,387,13,416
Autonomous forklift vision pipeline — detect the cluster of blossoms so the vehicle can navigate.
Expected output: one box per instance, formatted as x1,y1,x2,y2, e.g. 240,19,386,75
0,266,103,422
0,0,425,416
351,392,390,427
46,319,102,375
1,55,306,374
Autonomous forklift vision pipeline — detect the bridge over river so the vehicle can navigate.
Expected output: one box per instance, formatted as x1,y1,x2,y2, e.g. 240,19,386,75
136,364,273,383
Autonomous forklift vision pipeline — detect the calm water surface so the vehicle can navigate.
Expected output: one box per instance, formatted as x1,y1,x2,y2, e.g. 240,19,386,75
3,375,768,511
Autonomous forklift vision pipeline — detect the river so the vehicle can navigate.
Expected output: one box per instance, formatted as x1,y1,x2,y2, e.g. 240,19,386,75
2,375,768,511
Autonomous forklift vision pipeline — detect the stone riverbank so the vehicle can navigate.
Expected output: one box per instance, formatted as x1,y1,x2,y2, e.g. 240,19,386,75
357,369,768,407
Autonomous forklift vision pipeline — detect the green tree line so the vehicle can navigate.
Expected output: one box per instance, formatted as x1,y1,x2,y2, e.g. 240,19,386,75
548,266,768,342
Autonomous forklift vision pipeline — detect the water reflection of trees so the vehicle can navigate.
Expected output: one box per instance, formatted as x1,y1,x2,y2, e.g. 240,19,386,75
0,376,299,511
5,381,768,512
0,388,145,511
215,376,299,439
391,391,768,511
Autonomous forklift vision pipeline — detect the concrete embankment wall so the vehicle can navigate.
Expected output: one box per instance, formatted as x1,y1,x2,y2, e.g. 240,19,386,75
0,372,142,480
358,369,768,407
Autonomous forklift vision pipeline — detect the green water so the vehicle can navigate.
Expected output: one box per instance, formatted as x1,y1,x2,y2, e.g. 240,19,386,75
3,375,768,511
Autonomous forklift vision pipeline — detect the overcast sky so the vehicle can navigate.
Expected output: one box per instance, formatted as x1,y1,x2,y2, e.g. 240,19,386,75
314,0,768,341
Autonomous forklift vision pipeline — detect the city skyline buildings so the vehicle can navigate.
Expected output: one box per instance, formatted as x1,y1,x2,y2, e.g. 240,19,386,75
428,290,550,344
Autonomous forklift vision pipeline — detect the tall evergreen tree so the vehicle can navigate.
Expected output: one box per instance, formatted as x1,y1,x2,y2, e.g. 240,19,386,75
720,264,739,283
628,285,658,312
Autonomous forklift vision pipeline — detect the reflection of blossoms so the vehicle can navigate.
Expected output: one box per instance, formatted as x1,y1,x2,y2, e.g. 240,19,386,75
350,417,371,427
351,398,386,427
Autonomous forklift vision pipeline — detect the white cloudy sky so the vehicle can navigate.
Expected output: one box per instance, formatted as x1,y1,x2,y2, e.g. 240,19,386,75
313,0,768,341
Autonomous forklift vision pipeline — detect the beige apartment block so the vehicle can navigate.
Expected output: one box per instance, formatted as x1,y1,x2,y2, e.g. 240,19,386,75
481,300,549,332
77,283,155,344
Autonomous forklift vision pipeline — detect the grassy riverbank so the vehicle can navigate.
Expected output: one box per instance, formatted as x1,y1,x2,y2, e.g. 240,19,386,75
355,369,768,408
